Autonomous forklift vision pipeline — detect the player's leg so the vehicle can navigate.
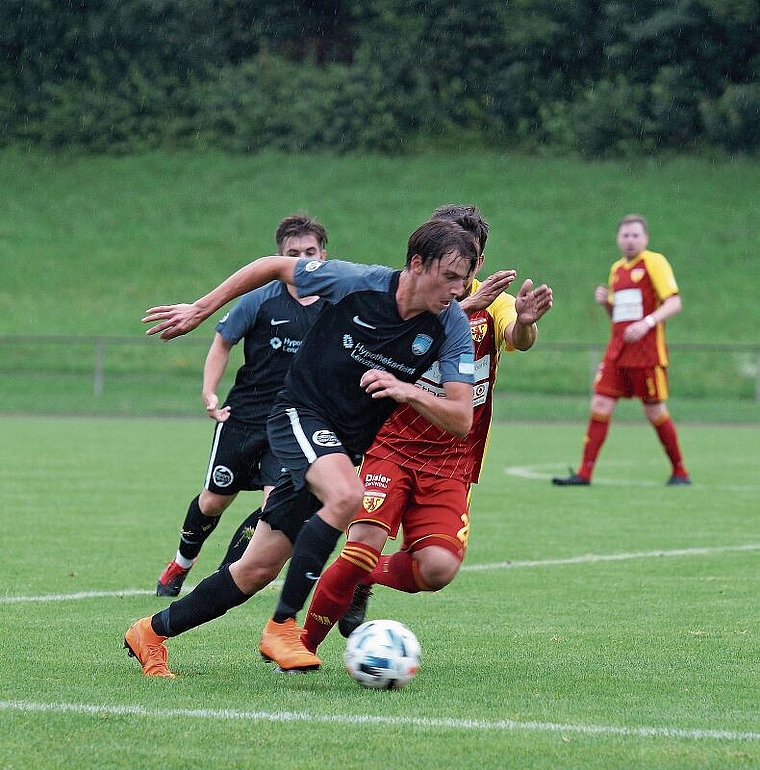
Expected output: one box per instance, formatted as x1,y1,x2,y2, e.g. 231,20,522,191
641,367,690,484
553,359,621,485
156,489,237,596
157,421,250,596
270,451,363,622
301,521,388,652
126,520,292,677
340,474,469,638
218,444,281,568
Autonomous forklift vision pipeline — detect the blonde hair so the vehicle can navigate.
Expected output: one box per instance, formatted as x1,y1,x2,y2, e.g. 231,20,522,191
617,214,648,234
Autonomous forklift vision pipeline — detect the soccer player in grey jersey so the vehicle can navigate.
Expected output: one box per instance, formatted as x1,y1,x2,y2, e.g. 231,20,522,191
125,217,478,677
154,215,327,598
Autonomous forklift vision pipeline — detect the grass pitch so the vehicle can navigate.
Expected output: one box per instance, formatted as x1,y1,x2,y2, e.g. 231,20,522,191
1,415,758,769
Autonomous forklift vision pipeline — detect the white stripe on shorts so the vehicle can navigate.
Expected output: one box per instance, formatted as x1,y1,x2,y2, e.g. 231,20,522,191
203,421,224,489
286,407,318,464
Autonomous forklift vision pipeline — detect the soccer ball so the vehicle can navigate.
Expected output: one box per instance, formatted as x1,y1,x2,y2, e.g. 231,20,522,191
344,619,421,690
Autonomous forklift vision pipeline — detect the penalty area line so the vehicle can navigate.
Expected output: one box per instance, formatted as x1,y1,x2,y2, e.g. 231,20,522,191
1,700,758,742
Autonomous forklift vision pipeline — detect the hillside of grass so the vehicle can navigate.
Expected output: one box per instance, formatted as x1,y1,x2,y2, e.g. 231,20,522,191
1,149,758,418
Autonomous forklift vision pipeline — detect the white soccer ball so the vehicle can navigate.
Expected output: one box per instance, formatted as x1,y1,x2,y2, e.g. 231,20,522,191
344,619,421,690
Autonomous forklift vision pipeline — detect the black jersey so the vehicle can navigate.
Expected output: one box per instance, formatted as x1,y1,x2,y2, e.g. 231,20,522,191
276,258,475,457
216,281,325,426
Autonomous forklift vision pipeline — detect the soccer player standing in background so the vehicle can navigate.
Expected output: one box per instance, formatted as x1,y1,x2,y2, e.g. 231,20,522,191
553,213,691,486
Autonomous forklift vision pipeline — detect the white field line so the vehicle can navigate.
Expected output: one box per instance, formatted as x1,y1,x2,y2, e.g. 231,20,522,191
505,463,759,491
3,544,759,604
460,543,760,572
0,700,758,742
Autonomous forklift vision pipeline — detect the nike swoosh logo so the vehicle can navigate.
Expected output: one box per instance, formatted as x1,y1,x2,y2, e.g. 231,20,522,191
352,315,376,329
305,572,320,581
270,318,290,326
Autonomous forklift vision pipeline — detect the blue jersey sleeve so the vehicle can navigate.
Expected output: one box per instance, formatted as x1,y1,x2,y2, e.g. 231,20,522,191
293,259,394,302
437,303,475,384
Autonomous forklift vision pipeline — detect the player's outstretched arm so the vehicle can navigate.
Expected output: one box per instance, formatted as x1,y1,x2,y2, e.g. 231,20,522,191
509,279,553,350
142,256,298,340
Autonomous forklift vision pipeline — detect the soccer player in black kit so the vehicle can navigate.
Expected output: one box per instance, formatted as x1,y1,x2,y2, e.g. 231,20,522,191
126,217,478,677
156,214,328,597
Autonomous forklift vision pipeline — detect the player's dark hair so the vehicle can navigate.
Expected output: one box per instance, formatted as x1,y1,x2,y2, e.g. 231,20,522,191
406,218,478,274
275,214,328,253
618,213,648,234
431,204,489,254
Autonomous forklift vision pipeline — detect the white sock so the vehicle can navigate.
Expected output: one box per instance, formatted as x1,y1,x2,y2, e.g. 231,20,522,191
174,552,194,569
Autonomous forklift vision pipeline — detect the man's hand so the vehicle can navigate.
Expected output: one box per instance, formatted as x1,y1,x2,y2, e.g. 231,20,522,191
594,285,609,306
142,303,206,340
204,392,231,422
359,369,414,402
459,270,516,314
514,279,553,325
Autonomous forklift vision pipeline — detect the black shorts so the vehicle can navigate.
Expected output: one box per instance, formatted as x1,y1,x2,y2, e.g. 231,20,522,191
203,420,282,496
261,404,361,542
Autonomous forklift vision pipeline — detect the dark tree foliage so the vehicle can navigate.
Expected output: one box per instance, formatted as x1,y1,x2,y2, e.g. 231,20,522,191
0,0,757,154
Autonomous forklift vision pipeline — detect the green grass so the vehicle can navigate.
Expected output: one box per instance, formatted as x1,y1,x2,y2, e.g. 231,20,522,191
1,415,758,769
1,149,758,343
1,148,758,415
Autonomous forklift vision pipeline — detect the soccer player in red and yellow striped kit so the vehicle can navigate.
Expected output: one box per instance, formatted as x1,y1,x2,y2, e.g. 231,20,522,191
299,205,553,652
552,214,691,487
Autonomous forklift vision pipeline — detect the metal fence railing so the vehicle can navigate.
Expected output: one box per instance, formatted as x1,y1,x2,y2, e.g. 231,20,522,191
1,335,759,402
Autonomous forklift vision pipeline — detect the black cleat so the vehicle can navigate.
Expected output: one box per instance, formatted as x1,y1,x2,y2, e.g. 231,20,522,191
551,471,590,486
156,559,194,597
666,475,692,486
338,584,373,638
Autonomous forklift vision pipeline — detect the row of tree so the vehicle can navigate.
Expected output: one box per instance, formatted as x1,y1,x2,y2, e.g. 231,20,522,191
2,0,758,155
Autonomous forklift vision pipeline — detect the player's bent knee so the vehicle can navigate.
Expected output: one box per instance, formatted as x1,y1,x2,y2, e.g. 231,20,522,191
231,560,281,594
415,545,462,591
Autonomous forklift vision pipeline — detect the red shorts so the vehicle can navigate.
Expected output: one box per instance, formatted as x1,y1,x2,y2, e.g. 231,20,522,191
594,358,669,403
354,455,471,560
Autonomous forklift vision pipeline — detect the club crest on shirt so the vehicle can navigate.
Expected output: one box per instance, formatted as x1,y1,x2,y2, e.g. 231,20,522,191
362,493,386,513
631,268,646,283
304,260,323,272
412,334,433,355
470,320,488,343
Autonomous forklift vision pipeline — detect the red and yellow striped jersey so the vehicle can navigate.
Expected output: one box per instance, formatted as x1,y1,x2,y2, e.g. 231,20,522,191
365,279,517,482
605,250,678,367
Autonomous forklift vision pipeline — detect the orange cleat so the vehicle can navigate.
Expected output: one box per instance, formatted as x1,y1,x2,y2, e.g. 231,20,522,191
124,617,176,678
259,618,321,671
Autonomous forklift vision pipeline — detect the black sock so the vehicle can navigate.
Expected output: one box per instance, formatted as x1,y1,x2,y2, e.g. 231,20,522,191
177,495,221,561
152,565,249,637
272,515,342,622
218,508,261,569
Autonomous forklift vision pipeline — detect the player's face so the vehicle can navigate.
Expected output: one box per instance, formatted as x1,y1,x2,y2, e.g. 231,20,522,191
280,234,326,261
416,251,472,314
616,222,649,260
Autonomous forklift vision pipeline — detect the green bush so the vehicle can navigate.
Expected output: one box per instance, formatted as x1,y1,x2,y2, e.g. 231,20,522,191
700,83,760,152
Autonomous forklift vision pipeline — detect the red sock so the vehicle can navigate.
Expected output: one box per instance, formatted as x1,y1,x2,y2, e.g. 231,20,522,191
578,413,611,480
652,414,688,477
302,541,379,652
368,551,430,593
